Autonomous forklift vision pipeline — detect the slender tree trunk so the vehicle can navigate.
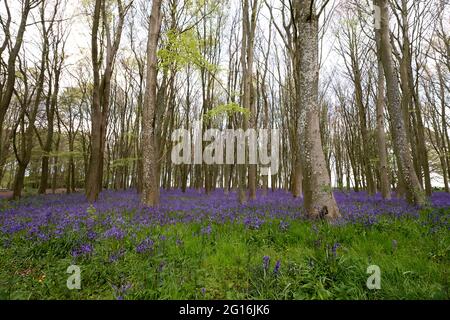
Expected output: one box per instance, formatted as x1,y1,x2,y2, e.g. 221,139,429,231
0,0,33,154
39,59,61,194
12,2,50,199
375,34,391,200
292,155,303,198
375,0,425,206
86,0,128,202
437,64,450,191
353,61,375,195
51,121,61,193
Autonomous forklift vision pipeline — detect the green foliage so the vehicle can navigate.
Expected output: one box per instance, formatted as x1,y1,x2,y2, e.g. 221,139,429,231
204,103,250,121
158,29,216,72
0,208,448,300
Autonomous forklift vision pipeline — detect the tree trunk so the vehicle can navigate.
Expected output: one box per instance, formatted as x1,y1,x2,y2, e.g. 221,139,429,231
375,33,391,200
141,0,163,207
374,0,425,206
295,1,340,220
292,156,303,198
0,0,33,154
39,59,61,194
12,164,26,200
86,0,128,202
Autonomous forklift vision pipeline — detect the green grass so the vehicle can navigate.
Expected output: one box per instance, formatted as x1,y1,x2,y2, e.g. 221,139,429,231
0,213,448,300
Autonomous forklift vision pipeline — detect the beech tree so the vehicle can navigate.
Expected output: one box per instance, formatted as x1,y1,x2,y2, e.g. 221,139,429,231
141,0,163,207
0,0,41,173
1,0,448,214
294,0,341,220
374,0,426,206
86,0,132,202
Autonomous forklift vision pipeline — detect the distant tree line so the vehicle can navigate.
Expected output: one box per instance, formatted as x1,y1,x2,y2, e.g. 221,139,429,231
0,0,449,220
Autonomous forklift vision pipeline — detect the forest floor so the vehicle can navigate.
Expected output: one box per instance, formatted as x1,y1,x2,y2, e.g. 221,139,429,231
0,189,449,300
0,191,12,198
0,189,80,199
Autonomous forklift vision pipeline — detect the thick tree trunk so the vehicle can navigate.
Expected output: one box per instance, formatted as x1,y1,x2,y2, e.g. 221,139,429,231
12,164,26,200
86,0,103,202
295,1,340,220
141,0,163,207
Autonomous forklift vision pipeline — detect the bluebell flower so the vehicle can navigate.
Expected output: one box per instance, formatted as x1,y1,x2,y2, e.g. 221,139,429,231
159,261,166,272
103,226,125,240
112,282,132,300
200,225,212,236
109,248,125,262
332,243,340,258
136,238,154,254
71,243,93,257
279,221,290,232
263,256,270,271
87,230,97,240
273,260,281,275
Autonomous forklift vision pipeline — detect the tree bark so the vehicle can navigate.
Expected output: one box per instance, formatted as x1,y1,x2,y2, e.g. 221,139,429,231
0,0,34,150
86,0,128,202
375,33,391,200
141,0,163,207
295,1,340,220
374,0,425,206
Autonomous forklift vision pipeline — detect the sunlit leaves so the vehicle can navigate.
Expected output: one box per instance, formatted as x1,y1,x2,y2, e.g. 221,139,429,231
158,29,215,72
204,103,250,121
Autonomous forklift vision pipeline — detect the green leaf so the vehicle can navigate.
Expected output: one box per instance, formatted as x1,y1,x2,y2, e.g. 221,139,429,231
204,103,250,121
